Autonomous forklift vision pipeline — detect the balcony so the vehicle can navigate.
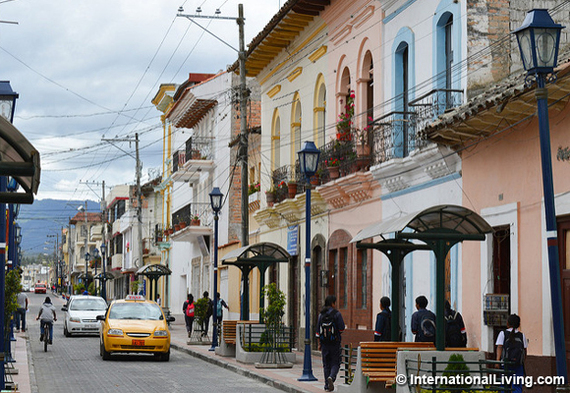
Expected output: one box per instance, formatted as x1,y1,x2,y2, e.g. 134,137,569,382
171,135,215,183
111,254,123,270
371,89,464,165
169,202,212,242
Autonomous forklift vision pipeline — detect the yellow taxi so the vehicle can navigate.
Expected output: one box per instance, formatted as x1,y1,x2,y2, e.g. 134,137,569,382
97,295,175,361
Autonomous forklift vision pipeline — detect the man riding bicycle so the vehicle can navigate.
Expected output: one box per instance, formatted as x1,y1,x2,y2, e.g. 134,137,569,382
36,296,57,344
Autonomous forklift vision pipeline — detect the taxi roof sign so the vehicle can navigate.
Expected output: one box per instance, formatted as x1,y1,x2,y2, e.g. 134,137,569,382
125,295,145,301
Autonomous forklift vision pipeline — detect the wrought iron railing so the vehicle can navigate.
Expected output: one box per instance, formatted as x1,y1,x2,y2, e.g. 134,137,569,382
409,88,464,132
240,323,295,354
185,135,214,160
371,110,419,164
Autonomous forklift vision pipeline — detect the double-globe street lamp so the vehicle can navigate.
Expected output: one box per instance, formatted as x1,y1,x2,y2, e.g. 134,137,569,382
297,141,320,382
513,9,567,382
209,187,224,351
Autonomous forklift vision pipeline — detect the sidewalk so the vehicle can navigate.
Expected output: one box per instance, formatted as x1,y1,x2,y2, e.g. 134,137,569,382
169,314,330,393
5,330,32,393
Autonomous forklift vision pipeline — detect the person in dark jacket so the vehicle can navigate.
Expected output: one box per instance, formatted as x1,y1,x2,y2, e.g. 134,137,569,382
316,295,345,392
374,296,391,341
411,295,436,343
182,294,194,338
444,300,467,347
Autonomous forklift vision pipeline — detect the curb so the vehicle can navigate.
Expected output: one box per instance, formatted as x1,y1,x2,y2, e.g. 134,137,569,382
170,342,310,393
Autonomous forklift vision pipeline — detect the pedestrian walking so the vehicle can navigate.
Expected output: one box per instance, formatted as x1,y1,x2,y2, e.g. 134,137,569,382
444,300,467,347
183,294,195,338
411,295,436,343
15,289,28,332
316,295,345,392
156,294,161,306
374,296,391,341
215,292,229,325
201,291,213,337
496,314,527,393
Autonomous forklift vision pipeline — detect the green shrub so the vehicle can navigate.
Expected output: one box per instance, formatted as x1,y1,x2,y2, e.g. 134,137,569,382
194,297,209,326
441,354,471,389
5,269,21,330
74,283,85,294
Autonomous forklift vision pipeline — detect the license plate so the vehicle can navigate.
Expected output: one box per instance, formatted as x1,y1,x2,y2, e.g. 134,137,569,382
84,324,96,329
132,339,145,346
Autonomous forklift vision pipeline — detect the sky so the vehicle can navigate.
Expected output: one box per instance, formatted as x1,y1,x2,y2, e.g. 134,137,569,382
0,0,281,202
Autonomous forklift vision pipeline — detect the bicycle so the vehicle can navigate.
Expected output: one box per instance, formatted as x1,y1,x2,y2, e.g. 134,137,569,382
40,320,54,352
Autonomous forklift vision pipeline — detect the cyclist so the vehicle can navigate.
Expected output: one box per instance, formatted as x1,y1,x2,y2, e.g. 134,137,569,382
36,296,57,344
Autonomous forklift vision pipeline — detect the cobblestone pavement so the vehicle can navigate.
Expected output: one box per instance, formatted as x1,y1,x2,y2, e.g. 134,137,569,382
26,293,282,393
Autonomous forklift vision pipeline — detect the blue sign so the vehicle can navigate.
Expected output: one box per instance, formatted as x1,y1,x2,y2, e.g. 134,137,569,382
287,225,298,256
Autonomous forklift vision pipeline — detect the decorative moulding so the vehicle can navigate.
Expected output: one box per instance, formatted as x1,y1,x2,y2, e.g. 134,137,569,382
317,172,378,209
352,5,375,29
253,207,281,229
286,67,303,82
331,25,352,46
308,45,327,63
266,85,281,98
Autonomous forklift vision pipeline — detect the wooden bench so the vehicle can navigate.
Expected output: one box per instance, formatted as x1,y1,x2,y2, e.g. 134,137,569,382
222,320,237,345
221,320,259,345
360,342,435,387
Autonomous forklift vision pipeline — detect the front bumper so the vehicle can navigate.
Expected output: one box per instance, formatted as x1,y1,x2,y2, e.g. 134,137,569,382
104,335,170,354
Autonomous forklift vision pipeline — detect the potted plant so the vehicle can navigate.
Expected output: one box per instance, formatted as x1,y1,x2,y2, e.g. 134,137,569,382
265,186,276,206
191,214,201,226
287,180,297,199
325,158,340,180
336,91,355,141
248,182,261,196
179,220,187,229
156,229,163,242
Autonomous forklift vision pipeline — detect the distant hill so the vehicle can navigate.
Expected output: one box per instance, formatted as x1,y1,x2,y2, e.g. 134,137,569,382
18,199,101,256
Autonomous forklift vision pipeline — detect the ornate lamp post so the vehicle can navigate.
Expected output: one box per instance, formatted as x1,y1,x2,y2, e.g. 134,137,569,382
91,248,99,295
297,141,320,382
209,187,223,351
513,9,567,382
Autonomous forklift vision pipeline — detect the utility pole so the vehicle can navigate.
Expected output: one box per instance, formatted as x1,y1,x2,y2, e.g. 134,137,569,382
238,4,249,248
177,4,250,319
101,180,107,300
102,134,144,272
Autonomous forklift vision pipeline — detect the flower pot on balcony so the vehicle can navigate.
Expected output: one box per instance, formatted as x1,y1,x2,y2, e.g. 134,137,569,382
356,144,371,157
310,175,320,186
156,236,163,242
266,191,275,206
179,222,187,229
287,182,297,199
327,166,340,180
356,156,371,171
191,219,201,226
174,224,181,231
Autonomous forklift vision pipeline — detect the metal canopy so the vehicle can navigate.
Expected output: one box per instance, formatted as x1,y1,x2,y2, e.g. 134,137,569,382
222,242,291,320
94,271,115,281
135,263,172,277
351,205,492,350
0,115,40,204
352,204,493,243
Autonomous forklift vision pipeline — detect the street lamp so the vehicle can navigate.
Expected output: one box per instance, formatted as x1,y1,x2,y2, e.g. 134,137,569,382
0,81,19,123
100,243,107,301
513,9,567,382
92,248,99,295
209,186,223,351
297,141,320,382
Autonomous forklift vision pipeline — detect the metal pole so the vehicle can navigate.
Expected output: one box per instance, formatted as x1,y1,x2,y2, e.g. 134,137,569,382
299,182,316,381
536,73,568,381
136,134,143,272
0,177,7,390
84,200,88,292
209,212,219,351
101,180,107,302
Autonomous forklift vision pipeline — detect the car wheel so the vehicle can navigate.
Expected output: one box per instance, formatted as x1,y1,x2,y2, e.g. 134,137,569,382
64,323,71,337
100,340,111,360
162,350,170,362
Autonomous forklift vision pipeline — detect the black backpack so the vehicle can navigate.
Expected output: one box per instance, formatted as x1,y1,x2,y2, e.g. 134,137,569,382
420,313,436,341
319,310,338,343
445,311,466,347
380,311,392,342
503,330,525,366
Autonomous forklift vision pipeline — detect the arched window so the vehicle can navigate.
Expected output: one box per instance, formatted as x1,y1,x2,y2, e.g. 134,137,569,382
314,75,326,148
339,67,351,117
271,109,281,171
291,93,302,164
361,51,374,140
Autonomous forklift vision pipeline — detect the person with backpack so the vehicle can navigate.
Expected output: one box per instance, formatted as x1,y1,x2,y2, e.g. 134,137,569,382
182,294,195,338
496,314,527,393
316,295,345,392
215,292,229,325
374,296,391,341
411,295,436,343
201,291,214,337
444,300,467,347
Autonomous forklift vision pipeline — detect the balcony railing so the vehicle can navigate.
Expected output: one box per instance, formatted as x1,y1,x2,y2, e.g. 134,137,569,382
185,135,214,161
370,89,464,165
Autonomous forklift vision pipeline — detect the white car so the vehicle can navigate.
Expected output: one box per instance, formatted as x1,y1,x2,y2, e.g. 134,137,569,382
62,295,108,337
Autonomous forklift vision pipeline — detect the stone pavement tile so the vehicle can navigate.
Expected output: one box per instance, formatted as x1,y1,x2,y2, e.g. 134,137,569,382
8,332,31,393
169,314,330,393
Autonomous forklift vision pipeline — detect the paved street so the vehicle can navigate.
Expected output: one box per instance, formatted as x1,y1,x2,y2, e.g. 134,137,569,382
24,293,282,393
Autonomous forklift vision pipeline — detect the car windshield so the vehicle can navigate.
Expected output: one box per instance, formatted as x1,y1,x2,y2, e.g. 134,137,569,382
69,298,107,311
108,302,163,320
